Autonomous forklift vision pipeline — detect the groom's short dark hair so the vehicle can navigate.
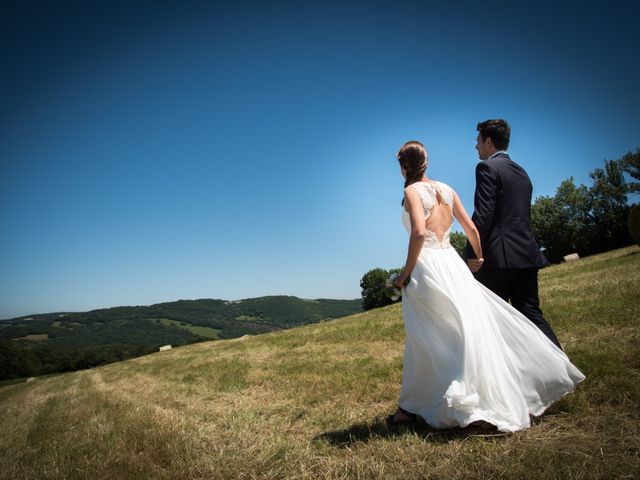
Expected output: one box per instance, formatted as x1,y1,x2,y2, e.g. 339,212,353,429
477,119,511,150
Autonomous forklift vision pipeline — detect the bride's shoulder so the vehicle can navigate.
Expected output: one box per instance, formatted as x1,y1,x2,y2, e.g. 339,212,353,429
435,180,455,191
434,180,458,199
403,182,432,205
432,179,446,186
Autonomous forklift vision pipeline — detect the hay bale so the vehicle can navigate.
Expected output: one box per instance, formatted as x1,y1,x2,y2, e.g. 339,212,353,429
159,345,172,352
563,253,580,262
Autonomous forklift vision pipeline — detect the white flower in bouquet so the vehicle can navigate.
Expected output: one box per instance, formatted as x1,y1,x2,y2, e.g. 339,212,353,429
384,272,405,302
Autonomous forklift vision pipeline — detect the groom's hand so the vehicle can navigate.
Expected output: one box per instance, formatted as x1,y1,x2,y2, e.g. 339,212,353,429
467,258,484,273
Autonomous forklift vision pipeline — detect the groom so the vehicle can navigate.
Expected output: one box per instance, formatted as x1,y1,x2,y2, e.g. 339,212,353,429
465,119,562,349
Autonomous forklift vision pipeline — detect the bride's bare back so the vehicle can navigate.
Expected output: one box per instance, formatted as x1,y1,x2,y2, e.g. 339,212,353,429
405,181,454,245
424,188,453,243
402,179,481,259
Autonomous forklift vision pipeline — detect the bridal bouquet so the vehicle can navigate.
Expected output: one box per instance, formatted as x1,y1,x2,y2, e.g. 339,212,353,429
384,272,407,302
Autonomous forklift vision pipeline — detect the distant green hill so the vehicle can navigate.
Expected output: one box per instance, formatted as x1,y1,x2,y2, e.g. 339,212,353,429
0,247,637,479
0,296,361,380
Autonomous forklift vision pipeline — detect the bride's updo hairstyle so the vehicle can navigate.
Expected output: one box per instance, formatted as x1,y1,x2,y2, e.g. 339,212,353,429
397,140,427,188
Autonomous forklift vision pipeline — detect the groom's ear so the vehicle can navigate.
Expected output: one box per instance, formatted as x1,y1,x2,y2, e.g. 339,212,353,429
483,137,497,152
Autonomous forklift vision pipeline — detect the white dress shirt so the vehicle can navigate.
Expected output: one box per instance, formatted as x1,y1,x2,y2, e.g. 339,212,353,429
489,150,508,159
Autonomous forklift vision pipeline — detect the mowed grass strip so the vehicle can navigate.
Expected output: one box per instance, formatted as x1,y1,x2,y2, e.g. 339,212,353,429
0,246,638,479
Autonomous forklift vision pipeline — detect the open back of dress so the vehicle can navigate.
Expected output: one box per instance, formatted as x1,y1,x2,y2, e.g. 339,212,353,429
402,181,454,249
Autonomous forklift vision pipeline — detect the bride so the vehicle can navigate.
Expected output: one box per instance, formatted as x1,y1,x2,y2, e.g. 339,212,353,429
388,141,585,432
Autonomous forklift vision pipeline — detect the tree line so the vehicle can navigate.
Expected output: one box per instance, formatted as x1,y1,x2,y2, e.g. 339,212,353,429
361,149,639,309
531,149,638,262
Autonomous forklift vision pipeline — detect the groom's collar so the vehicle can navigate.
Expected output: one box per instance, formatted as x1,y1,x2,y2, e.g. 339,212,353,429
489,150,508,160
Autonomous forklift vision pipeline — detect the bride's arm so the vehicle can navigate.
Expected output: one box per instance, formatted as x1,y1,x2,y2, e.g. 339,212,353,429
395,186,426,288
452,191,483,267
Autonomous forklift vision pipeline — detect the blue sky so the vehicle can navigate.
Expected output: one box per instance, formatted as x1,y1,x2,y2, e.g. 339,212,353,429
1,0,639,319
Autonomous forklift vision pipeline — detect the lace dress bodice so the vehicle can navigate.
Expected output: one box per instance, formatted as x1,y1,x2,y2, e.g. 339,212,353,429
402,181,454,249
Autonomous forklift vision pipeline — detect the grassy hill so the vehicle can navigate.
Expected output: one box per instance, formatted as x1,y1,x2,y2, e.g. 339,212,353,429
0,247,638,479
0,296,362,379
1,296,363,338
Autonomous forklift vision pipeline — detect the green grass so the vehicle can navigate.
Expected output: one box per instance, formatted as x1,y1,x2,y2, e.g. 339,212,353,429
154,318,221,339
0,246,638,479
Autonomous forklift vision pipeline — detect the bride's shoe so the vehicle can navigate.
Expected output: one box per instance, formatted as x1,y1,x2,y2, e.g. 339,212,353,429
469,420,496,431
386,407,418,427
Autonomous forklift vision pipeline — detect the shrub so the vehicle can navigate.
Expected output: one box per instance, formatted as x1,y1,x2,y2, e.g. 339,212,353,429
628,204,640,245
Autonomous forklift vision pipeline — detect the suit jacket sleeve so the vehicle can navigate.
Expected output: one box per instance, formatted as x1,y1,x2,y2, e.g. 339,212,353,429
465,162,498,259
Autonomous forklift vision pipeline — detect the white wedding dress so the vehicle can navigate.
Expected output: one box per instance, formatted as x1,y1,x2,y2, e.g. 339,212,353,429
398,180,585,432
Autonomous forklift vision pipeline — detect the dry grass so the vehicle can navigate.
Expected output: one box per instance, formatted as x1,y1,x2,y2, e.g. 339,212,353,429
1,246,639,479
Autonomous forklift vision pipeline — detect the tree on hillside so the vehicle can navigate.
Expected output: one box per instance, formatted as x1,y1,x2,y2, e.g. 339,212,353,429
587,159,632,253
531,178,591,263
629,205,640,245
360,267,402,310
449,231,467,259
620,148,640,193
531,156,634,263
0,339,41,380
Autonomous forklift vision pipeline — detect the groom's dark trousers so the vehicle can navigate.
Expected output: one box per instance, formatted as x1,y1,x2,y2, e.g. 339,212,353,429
465,152,562,349
475,268,561,348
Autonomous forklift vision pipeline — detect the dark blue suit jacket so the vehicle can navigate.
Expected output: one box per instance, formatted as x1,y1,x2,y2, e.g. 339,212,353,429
465,153,549,270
